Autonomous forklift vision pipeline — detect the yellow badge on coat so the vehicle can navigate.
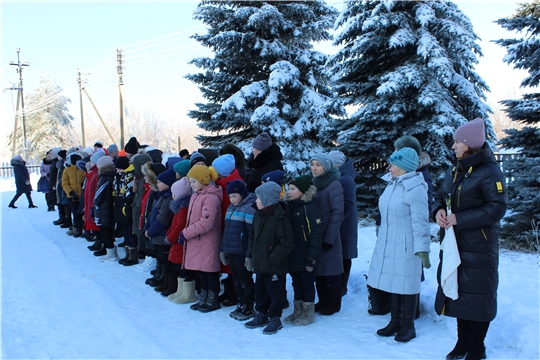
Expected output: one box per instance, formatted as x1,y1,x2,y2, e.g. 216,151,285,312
496,181,504,193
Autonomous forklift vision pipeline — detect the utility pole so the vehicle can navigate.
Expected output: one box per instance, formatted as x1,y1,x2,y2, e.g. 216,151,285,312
77,69,86,147
117,49,124,149
9,48,30,160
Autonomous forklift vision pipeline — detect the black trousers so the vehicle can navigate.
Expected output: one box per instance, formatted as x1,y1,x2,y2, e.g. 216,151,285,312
122,221,138,247
255,273,285,318
198,271,220,293
68,199,82,230
290,270,316,302
10,191,34,206
100,225,115,249
156,244,173,273
229,253,255,305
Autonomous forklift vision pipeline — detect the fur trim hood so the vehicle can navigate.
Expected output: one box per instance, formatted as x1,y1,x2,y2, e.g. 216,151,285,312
141,161,159,191
418,152,431,171
98,163,116,175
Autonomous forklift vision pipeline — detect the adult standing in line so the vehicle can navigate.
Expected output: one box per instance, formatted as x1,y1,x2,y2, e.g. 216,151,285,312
8,155,37,209
368,147,431,343
124,137,141,160
49,147,63,223
131,153,153,259
434,118,507,360
327,150,358,297
310,154,344,316
245,132,284,193
39,150,55,211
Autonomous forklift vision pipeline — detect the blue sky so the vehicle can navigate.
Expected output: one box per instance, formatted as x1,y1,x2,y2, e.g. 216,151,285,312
0,1,529,153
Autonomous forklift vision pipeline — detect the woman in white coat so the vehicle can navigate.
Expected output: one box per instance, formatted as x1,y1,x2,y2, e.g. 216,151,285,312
367,147,431,342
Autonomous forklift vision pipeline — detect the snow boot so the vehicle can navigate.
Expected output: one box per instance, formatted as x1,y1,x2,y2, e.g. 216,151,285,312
319,287,342,316
147,262,164,287
161,274,178,297
93,246,106,256
315,278,329,312
341,271,350,296
122,247,139,266
464,321,489,360
190,289,208,310
377,293,402,337
394,294,417,342
235,304,256,321
229,302,243,319
446,319,471,360
294,302,315,326
118,246,130,265
168,277,185,302
198,290,221,313
99,247,119,262
263,317,283,335
66,227,77,236
72,228,83,238
284,300,303,324
60,218,72,229
174,280,197,304
245,312,269,329
155,272,172,293
53,218,64,225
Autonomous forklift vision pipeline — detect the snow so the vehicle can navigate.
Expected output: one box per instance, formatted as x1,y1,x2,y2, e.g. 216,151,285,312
2,175,539,359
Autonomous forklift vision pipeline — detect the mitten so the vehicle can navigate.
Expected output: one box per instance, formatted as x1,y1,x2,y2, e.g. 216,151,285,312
322,242,333,251
219,252,229,266
178,232,187,246
244,257,253,272
69,191,80,201
416,252,431,269
305,258,316,272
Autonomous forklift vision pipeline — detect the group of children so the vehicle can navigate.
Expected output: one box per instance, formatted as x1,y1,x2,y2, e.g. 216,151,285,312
44,134,348,335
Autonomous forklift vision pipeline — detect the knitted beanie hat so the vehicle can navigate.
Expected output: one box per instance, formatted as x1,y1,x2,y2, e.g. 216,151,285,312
226,180,248,199
454,118,486,150
157,168,177,187
171,177,191,198
124,137,140,155
255,181,282,207
389,147,419,173
252,132,272,151
90,149,106,164
327,150,346,168
57,150,67,159
50,147,62,158
261,169,285,185
93,141,103,148
394,135,422,155
288,175,312,194
97,155,114,170
115,156,130,170
173,159,191,178
311,153,334,173
187,165,217,186
107,144,118,154
190,151,207,167
212,154,236,177
150,163,166,177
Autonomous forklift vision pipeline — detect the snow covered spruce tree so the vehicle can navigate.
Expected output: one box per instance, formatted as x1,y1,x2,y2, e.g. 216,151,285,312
325,0,493,217
186,0,343,175
7,74,73,161
495,1,540,250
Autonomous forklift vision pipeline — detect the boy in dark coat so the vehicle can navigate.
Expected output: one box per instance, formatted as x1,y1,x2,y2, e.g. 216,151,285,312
245,182,293,335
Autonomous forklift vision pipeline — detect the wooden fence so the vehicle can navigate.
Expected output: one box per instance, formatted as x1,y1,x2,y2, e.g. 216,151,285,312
0,161,41,177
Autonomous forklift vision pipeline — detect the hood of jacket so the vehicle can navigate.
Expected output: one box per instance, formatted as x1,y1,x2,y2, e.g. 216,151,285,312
418,152,432,171
132,154,153,178
141,161,159,191
196,183,224,202
338,158,357,179
11,159,25,167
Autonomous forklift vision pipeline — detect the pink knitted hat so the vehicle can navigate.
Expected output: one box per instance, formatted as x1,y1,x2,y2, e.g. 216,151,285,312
454,118,485,150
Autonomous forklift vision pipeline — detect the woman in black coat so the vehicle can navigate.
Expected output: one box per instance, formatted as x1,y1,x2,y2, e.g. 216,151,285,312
434,119,507,360
8,155,36,209
94,156,118,262
245,133,284,193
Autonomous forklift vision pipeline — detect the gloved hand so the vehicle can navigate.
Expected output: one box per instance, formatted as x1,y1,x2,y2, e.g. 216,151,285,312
244,257,253,272
69,191,80,202
305,258,316,272
178,232,187,246
322,242,333,251
219,251,229,266
416,252,431,269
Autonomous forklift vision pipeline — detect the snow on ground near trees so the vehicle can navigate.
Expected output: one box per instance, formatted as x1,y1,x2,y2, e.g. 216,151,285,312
1,175,539,359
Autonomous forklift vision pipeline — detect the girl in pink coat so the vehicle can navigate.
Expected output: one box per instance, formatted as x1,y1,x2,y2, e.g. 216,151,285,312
180,166,223,313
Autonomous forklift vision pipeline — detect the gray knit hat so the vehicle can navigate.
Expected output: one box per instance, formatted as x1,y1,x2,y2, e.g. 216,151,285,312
394,135,422,155
255,182,282,207
310,153,333,172
327,151,346,168
252,132,272,151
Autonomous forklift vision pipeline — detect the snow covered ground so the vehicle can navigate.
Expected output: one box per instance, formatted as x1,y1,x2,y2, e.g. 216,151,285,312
1,174,539,359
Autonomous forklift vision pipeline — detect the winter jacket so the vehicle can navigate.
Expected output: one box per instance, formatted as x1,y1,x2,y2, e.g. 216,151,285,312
245,143,283,193
94,164,116,228
367,171,431,295
313,168,344,276
140,183,155,234
250,201,294,276
182,184,223,273
131,154,153,235
62,164,85,199
418,152,434,216
40,159,51,178
286,188,323,272
221,192,257,256
165,195,191,265
113,164,135,224
56,159,68,205
215,168,244,225
12,158,32,193
433,143,507,322
144,188,173,246
337,158,359,260
83,166,100,231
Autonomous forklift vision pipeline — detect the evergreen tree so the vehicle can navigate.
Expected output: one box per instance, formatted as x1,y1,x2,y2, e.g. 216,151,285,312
186,0,343,175
7,74,74,161
495,1,540,250
325,0,493,218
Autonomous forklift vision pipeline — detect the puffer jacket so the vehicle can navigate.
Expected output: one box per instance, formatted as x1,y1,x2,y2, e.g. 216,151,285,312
221,192,257,256
250,201,294,276
313,167,344,276
131,154,153,235
12,158,32,193
182,184,223,273
144,188,173,245
94,164,116,228
215,167,244,224
62,157,85,199
287,186,323,272
245,144,283,193
433,143,507,322
166,194,191,264
337,158,359,260
367,171,431,295
83,166,100,231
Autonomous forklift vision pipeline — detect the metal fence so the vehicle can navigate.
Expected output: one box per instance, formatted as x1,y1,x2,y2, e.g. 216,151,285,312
0,161,41,177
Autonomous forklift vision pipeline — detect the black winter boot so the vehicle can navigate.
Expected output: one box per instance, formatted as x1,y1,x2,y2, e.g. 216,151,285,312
465,321,489,360
394,294,417,342
190,289,208,311
93,246,106,256
72,228,83,238
446,318,471,359
315,277,329,312
319,286,342,316
155,272,171,292
118,246,130,265
199,290,221,313
377,293,402,336
263,317,283,335
88,241,102,251
53,218,64,225
341,271,350,296
245,312,269,329
161,274,178,297
219,275,237,306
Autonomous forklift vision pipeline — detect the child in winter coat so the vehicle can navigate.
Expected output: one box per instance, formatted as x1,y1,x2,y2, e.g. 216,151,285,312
245,182,293,335
94,156,118,262
220,180,257,321
284,175,322,326
181,166,223,313
165,177,197,304
144,168,175,296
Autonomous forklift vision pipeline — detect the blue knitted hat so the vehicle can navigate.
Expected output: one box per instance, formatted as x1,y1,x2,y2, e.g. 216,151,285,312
212,154,236,177
389,147,419,173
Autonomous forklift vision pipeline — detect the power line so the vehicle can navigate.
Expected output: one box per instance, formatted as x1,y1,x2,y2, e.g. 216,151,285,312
120,24,204,49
